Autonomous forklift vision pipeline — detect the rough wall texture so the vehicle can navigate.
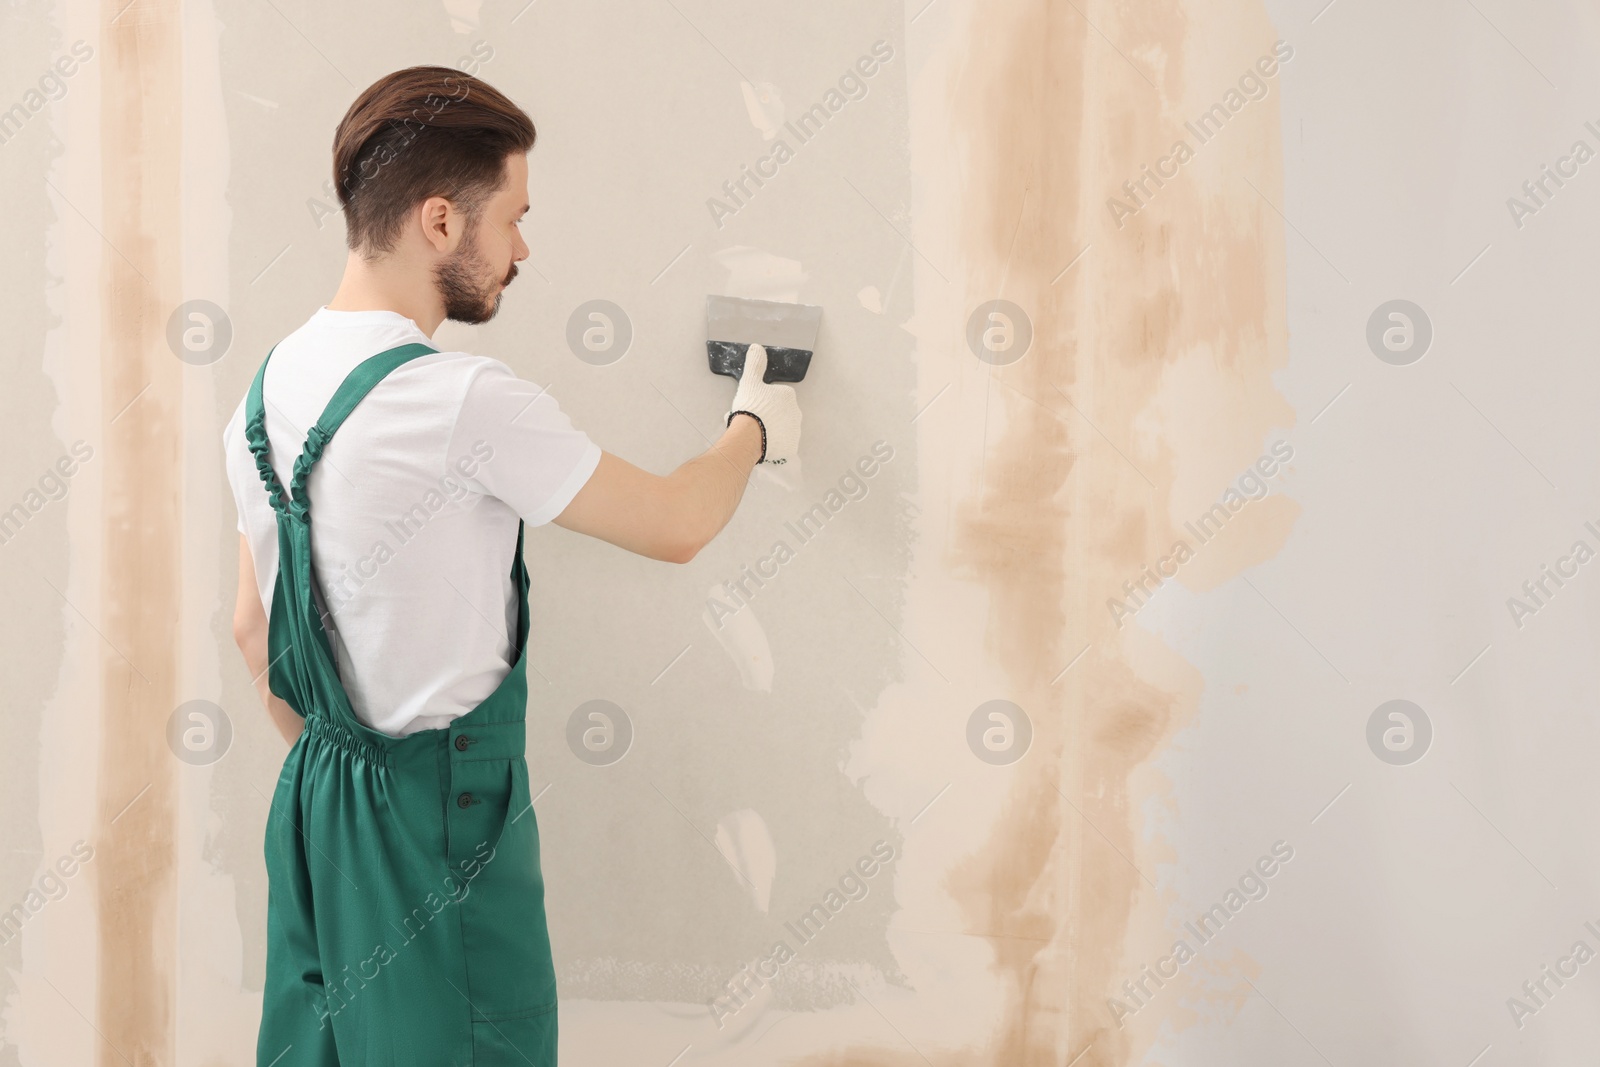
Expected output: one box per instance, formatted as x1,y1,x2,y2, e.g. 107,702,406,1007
8,0,1600,1065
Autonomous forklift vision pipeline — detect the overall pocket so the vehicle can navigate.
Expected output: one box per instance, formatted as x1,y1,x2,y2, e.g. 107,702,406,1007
446,751,516,875
455,758,558,1023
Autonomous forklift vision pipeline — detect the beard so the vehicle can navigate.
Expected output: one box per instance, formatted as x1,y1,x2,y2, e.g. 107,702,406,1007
433,227,517,325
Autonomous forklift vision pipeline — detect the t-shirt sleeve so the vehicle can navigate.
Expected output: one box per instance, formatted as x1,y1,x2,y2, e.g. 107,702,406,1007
445,360,602,526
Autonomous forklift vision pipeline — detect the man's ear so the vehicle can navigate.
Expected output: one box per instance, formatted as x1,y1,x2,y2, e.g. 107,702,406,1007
418,195,459,253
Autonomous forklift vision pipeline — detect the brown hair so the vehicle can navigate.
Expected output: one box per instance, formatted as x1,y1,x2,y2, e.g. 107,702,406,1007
332,66,535,256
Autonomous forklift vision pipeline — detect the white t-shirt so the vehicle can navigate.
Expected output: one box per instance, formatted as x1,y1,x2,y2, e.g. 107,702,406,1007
222,307,601,737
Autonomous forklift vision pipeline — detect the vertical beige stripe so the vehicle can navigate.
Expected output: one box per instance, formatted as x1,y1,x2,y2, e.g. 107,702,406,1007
936,0,1291,1062
794,0,1289,1061
98,1,180,1063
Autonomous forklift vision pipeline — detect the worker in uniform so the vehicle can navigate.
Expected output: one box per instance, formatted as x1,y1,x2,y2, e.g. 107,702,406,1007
224,66,801,1065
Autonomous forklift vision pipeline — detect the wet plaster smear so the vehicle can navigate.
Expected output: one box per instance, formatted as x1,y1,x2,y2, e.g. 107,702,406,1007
794,0,1297,1063
97,2,183,1066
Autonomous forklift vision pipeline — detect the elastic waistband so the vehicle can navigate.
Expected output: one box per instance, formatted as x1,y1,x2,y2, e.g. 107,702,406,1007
302,713,526,766
303,714,393,768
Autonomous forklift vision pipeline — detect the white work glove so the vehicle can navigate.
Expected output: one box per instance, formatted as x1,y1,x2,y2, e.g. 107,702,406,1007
725,343,801,464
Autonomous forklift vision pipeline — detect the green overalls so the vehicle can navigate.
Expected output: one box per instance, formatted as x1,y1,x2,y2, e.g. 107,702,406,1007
245,343,559,1066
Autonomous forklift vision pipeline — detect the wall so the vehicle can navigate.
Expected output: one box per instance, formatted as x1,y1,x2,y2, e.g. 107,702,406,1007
0,0,1595,1064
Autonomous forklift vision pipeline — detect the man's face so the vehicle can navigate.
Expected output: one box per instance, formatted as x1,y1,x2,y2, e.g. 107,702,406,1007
434,152,529,325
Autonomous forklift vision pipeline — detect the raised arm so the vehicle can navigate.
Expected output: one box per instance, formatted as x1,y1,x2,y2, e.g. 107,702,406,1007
552,344,801,564
552,414,763,564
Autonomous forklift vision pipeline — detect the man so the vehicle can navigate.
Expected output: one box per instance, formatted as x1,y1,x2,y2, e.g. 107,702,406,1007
223,66,801,1065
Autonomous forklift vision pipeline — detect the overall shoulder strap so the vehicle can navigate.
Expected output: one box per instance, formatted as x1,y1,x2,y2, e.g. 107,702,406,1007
245,341,438,525
244,344,289,518
284,342,438,519
309,342,440,441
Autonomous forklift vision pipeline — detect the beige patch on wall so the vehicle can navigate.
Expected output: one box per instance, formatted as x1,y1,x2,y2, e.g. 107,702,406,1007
94,1,184,1063
799,0,1294,1062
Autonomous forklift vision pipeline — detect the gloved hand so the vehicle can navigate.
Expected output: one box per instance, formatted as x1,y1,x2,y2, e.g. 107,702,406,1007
725,343,801,464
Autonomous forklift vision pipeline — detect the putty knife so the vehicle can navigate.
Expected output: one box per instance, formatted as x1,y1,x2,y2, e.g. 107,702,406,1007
705,295,822,383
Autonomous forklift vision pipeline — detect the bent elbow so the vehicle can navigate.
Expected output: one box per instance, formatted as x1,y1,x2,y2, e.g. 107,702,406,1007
232,606,263,655
663,516,711,564
668,536,703,565
231,613,249,651
660,491,710,564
